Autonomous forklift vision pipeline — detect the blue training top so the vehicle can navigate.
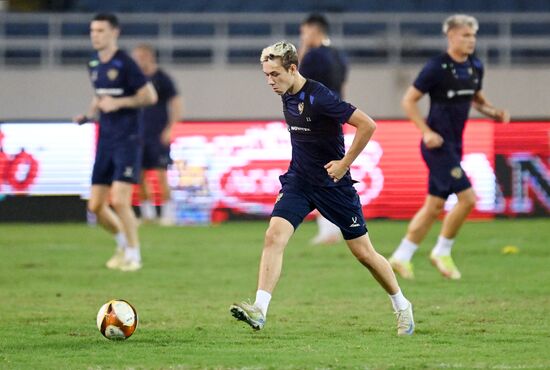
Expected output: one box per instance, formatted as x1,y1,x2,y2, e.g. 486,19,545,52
87,49,148,145
143,68,178,142
281,79,357,188
299,45,348,98
413,53,484,158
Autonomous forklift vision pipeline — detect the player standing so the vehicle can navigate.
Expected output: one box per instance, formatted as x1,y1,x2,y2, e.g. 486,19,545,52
389,15,509,280
298,13,349,245
132,44,183,226
75,13,157,271
230,41,414,336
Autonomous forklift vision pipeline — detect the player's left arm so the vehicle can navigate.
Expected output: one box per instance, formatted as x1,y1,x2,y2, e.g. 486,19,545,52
97,82,158,113
324,109,377,182
161,95,184,146
472,91,510,123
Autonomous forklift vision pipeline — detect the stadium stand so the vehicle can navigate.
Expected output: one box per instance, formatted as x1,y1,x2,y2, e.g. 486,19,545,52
1,0,550,66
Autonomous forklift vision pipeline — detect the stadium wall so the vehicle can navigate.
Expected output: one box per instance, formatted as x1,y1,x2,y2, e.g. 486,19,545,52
0,66,549,120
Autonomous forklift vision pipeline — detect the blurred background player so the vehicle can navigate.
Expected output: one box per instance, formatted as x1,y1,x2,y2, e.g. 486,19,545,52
132,44,183,226
75,13,158,271
230,41,414,336
389,14,509,280
298,13,349,245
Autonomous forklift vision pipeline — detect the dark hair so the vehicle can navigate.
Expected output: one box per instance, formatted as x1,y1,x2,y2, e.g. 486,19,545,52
302,13,330,34
92,13,119,29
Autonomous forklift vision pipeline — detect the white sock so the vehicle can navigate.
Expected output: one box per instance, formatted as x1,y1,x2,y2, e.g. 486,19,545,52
389,289,410,312
161,200,175,220
115,232,127,251
254,290,272,317
432,236,455,257
124,246,141,262
316,214,341,237
140,200,156,220
392,238,418,262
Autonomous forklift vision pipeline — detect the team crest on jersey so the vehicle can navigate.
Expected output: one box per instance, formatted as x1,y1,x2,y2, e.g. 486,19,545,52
450,167,463,179
298,102,304,115
107,68,119,81
275,193,283,203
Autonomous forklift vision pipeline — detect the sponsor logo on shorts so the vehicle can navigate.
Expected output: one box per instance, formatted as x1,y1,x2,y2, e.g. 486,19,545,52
349,216,361,228
275,193,283,203
450,166,463,179
123,166,134,178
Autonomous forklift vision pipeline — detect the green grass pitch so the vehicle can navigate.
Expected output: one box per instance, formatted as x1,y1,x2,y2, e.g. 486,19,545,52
1,219,549,369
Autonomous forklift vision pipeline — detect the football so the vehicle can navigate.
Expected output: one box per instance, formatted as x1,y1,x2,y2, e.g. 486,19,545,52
96,299,138,340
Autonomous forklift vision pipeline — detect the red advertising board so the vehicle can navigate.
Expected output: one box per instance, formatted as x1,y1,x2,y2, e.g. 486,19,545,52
494,122,550,216
141,119,497,222
1,120,548,223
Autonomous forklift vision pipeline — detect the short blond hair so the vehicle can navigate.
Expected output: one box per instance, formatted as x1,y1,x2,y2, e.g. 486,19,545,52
260,41,298,70
442,14,479,34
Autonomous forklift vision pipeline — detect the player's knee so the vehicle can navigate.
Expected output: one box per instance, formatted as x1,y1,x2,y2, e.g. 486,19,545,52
354,247,378,267
87,199,103,214
110,196,130,211
426,202,444,218
264,228,287,250
460,193,476,210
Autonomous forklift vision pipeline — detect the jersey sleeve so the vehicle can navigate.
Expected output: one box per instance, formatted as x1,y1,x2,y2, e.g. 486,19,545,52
315,87,356,124
413,59,441,93
124,56,148,94
161,72,178,100
473,58,484,91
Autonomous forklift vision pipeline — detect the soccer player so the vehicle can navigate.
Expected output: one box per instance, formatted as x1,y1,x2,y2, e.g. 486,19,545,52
75,13,158,271
389,15,509,280
131,44,183,226
298,13,349,245
230,41,414,336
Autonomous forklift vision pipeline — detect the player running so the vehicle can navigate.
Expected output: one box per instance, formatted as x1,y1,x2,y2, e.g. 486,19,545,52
230,41,414,336
389,14,509,280
75,13,157,271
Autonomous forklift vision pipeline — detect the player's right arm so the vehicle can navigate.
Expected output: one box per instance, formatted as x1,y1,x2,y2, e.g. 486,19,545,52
74,96,99,124
97,82,157,113
325,109,376,182
402,86,443,149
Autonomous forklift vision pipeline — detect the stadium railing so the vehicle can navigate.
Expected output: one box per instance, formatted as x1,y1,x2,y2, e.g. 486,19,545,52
1,12,550,67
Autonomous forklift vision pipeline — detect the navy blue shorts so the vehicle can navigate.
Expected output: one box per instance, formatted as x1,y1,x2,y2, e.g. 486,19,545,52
272,181,368,240
421,146,471,199
142,140,172,170
92,140,142,185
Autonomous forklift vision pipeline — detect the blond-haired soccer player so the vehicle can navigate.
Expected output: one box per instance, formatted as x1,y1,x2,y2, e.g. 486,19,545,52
389,15,509,280
230,41,414,336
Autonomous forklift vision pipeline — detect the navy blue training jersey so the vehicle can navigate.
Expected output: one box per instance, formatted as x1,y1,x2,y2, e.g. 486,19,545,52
143,68,178,141
88,49,148,144
281,79,357,188
414,53,483,157
299,46,348,98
